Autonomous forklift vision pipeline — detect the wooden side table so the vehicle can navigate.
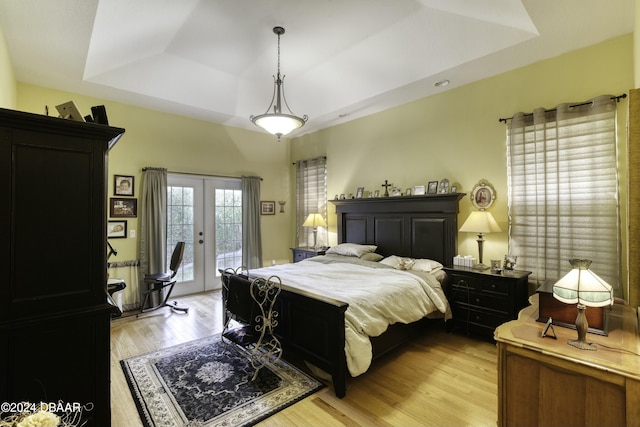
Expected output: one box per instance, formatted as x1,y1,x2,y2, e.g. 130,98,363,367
494,294,640,427
290,247,326,263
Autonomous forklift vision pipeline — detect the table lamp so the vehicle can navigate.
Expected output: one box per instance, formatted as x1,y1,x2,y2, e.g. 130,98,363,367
303,213,327,249
552,259,613,350
459,211,502,270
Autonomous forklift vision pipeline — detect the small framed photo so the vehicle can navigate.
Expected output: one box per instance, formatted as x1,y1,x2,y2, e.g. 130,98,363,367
261,201,276,215
110,198,137,218
438,178,450,194
374,190,380,198
427,181,438,194
356,187,365,198
391,188,402,197
405,188,412,196
114,175,134,196
413,185,426,195
107,220,127,239
451,185,458,193
504,255,518,270
471,180,496,210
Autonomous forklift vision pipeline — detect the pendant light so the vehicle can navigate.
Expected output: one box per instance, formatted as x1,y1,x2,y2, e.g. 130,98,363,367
250,26,308,141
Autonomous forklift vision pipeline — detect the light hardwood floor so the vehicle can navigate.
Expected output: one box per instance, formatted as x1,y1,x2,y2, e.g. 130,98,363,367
110,291,498,427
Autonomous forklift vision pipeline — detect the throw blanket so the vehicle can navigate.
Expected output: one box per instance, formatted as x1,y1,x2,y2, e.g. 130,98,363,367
250,259,450,376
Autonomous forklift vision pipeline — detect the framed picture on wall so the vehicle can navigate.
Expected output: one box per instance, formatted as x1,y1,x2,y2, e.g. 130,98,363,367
107,220,127,238
261,201,276,215
110,198,137,218
114,175,134,196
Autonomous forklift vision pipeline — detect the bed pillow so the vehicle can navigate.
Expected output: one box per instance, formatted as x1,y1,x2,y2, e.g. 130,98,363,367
380,255,415,270
325,243,378,257
360,252,384,262
411,258,444,273
380,256,443,272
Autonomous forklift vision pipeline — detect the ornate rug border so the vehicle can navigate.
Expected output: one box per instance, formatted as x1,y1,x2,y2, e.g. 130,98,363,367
120,335,325,427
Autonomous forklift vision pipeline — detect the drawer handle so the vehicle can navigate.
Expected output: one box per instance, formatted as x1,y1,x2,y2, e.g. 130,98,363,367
475,298,481,303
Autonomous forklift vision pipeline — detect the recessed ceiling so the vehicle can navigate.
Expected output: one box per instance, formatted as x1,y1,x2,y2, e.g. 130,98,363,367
0,0,633,137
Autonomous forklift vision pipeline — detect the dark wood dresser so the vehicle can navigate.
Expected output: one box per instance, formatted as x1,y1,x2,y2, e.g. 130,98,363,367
290,247,326,262
0,108,124,425
443,266,531,339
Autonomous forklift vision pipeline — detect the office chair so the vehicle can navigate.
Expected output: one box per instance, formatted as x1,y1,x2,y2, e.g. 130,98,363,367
141,241,188,313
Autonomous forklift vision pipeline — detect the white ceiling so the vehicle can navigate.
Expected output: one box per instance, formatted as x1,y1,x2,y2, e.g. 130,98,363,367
0,0,633,137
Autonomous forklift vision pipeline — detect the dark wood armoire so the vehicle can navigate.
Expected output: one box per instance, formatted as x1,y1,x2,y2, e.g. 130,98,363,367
0,108,124,425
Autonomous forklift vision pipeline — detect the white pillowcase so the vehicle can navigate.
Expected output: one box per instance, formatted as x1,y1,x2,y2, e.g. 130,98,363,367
412,258,444,273
325,243,378,257
380,255,443,272
380,255,414,270
360,252,384,262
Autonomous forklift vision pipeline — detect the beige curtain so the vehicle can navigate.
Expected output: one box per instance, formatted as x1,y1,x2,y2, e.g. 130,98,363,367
242,176,263,269
295,157,327,247
138,168,167,307
507,95,620,294
628,89,640,307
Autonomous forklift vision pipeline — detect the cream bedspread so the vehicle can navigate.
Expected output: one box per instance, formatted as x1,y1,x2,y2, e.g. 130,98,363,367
250,258,450,376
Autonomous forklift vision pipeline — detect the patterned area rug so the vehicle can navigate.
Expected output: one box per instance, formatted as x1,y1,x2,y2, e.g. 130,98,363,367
121,336,324,427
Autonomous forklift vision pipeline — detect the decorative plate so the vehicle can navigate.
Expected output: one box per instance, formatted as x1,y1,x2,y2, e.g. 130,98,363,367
470,180,496,210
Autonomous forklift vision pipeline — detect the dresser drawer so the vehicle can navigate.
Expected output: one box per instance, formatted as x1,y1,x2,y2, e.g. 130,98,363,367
293,251,308,262
481,278,511,297
451,304,510,329
453,292,510,315
448,273,480,291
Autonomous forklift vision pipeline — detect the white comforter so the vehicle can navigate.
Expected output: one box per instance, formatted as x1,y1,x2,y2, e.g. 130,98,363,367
249,259,450,376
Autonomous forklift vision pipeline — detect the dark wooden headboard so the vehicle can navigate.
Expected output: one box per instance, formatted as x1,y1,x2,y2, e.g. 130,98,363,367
331,194,465,265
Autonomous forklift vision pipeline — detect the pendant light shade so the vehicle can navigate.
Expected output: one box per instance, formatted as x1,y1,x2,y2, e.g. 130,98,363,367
250,26,307,141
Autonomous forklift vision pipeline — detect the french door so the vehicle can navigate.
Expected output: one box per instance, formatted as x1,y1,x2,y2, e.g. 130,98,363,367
167,174,242,296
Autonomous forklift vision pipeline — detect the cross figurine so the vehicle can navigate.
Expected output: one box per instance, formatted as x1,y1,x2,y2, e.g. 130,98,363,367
381,180,393,197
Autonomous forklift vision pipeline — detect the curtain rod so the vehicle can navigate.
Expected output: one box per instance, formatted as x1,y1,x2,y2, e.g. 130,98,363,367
291,155,327,166
498,93,627,123
141,167,262,181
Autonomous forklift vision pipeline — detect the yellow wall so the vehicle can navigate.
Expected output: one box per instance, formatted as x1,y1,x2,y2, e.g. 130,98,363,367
8,32,635,294
0,23,17,109
291,35,633,292
16,84,294,265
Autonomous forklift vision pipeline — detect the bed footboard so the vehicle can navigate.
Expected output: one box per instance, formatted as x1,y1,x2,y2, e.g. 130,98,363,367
221,271,349,397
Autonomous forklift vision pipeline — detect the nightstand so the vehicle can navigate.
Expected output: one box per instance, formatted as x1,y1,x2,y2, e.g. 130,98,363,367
443,266,532,339
290,247,326,263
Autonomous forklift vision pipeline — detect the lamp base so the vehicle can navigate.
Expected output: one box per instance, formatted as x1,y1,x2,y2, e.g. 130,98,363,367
568,304,597,350
568,338,596,350
472,263,490,270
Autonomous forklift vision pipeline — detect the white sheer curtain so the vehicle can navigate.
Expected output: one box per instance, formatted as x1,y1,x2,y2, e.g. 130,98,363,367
295,157,327,247
507,95,620,294
242,176,263,269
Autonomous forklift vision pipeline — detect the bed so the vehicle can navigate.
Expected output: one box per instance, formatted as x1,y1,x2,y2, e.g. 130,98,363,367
221,193,464,397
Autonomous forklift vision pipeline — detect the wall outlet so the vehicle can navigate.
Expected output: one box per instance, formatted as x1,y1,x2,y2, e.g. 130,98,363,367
129,229,136,238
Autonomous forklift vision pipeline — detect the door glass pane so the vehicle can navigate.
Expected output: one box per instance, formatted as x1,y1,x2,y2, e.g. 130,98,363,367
215,188,243,273
168,185,194,282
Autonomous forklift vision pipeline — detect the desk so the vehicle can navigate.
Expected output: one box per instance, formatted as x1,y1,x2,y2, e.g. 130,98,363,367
494,294,640,427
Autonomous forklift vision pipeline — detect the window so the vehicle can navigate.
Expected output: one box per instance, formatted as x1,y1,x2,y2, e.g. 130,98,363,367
506,95,620,295
215,188,243,272
167,185,195,283
295,157,327,247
